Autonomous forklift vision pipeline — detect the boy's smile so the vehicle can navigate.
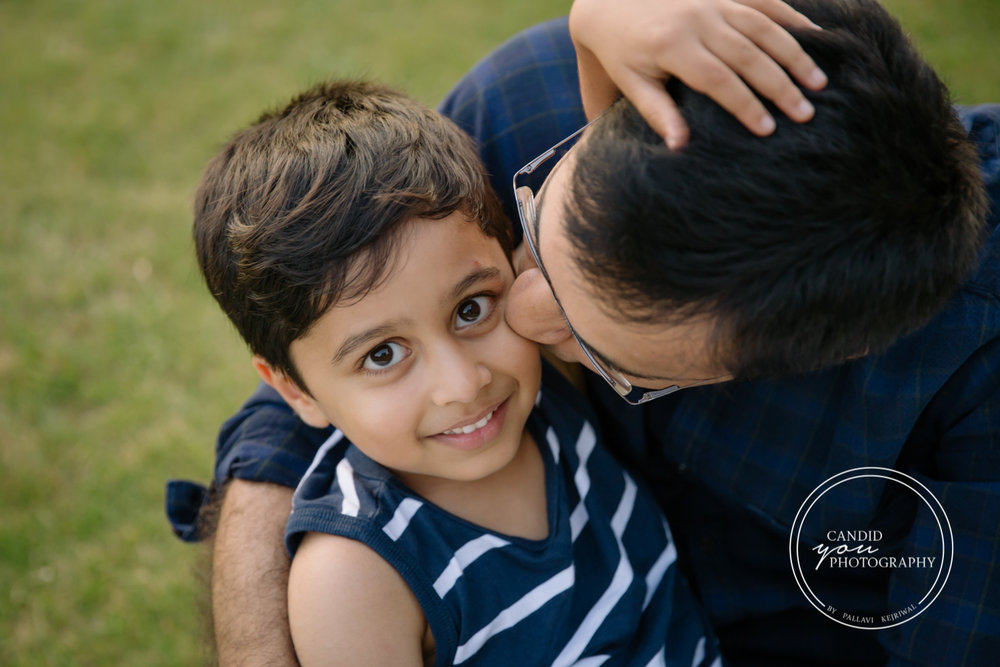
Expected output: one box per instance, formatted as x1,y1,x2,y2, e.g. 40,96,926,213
430,397,509,450
264,212,541,499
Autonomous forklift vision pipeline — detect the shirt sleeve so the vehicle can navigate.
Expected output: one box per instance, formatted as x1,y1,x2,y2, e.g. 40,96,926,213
213,381,332,488
164,382,331,542
881,103,1000,666
881,345,1000,665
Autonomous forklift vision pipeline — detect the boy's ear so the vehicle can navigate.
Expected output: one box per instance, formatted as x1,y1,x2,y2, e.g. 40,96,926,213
252,355,331,429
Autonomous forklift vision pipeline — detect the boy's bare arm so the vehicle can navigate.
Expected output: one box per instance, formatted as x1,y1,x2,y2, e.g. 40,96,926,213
212,480,298,667
288,532,428,667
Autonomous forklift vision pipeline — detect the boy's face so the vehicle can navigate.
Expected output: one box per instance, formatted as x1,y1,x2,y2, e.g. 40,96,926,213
263,212,541,496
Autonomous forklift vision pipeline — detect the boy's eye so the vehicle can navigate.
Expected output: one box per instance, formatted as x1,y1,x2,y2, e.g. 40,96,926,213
455,295,493,329
362,341,409,371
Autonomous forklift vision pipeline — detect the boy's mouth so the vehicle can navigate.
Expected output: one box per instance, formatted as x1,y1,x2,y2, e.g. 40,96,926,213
431,398,510,448
442,408,497,435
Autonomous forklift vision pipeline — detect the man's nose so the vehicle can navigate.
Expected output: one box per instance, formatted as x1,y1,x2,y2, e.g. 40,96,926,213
506,266,571,345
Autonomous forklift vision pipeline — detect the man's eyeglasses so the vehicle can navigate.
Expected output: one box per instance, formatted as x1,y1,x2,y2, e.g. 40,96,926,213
512,118,682,405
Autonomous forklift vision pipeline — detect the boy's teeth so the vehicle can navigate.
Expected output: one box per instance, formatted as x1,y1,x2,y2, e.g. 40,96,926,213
444,409,495,435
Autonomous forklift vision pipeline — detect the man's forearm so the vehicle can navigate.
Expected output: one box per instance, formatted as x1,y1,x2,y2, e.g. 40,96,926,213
212,479,297,666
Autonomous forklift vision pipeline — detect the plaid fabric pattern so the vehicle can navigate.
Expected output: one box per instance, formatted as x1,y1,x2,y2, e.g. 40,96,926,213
167,16,1000,666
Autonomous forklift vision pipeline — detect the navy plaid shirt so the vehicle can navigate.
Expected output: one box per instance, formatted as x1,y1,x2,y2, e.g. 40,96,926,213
166,16,1000,667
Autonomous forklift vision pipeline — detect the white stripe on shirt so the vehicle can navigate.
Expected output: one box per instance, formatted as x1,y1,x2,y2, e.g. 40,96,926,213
335,457,360,517
434,533,511,598
293,429,344,499
691,636,706,667
382,497,424,541
570,422,597,541
574,657,611,666
547,427,560,464
643,520,677,611
552,474,637,667
610,476,638,536
646,647,667,667
453,565,576,664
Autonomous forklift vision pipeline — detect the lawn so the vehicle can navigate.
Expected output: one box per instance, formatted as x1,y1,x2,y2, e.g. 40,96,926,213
1,0,997,664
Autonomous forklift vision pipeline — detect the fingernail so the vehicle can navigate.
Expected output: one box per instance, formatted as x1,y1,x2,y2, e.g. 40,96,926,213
666,134,680,150
809,68,828,88
797,99,815,119
759,115,776,135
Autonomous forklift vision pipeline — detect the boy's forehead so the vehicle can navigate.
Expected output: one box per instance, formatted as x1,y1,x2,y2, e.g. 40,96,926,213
291,214,509,362
335,213,507,306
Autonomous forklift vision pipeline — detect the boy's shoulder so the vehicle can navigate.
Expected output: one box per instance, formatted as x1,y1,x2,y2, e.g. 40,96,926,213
287,529,429,665
285,432,405,556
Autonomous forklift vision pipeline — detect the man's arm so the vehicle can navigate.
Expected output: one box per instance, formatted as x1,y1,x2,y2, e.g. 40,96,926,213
212,480,297,666
206,382,329,664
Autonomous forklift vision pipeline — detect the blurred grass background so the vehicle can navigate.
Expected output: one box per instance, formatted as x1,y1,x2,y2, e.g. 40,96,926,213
1,0,997,664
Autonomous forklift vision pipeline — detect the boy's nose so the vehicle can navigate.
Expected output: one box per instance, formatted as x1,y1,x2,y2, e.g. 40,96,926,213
506,267,571,346
428,344,492,406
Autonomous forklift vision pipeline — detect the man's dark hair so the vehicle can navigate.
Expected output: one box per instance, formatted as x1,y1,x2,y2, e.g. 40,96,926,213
194,80,511,390
568,0,987,378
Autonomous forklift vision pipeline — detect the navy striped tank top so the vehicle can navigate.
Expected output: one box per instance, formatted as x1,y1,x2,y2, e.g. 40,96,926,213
286,362,720,666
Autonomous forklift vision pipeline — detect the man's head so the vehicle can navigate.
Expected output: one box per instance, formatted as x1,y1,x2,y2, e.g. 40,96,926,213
509,0,986,389
194,79,511,389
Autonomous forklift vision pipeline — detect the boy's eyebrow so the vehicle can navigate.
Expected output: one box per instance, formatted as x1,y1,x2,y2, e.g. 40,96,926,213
331,321,407,366
449,266,502,303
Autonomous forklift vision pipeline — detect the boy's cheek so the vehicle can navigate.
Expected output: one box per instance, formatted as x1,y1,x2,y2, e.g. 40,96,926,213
500,329,544,393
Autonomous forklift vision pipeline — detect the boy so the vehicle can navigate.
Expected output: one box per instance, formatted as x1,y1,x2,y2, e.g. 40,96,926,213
192,80,720,666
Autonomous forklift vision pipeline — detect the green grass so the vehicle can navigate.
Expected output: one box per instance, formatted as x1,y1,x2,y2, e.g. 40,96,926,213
1,0,996,664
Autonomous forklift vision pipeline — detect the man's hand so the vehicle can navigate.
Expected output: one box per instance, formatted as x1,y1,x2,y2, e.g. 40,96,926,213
569,0,828,148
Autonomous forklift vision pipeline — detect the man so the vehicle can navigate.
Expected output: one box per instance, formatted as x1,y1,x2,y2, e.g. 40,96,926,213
169,0,1000,664
440,2,999,664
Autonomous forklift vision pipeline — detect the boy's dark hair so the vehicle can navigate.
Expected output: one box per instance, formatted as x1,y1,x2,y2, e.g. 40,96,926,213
568,0,987,378
194,80,511,390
